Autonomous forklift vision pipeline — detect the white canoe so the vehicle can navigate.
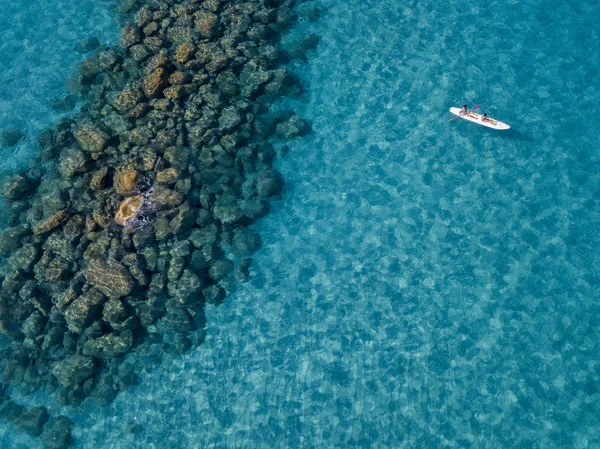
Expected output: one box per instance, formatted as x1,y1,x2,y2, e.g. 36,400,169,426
449,107,510,130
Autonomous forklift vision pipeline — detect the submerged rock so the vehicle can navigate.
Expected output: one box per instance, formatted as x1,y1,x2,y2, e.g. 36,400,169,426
74,36,99,54
33,210,71,235
0,127,25,147
142,68,168,98
74,124,110,153
64,287,105,334
85,259,135,298
52,355,94,387
113,168,138,194
82,330,133,359
1,174,32,200
13,407,49,437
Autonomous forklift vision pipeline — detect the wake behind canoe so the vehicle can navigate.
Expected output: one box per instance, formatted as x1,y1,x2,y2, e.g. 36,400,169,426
449,107,510,130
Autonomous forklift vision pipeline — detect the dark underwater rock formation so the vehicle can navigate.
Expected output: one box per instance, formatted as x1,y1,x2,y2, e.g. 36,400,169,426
0,0,319,445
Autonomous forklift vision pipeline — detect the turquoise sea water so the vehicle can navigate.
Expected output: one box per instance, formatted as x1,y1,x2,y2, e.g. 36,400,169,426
0,0,117,173
3,0,600,448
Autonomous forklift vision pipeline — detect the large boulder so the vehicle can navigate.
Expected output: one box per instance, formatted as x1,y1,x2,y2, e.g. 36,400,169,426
86,259,135,298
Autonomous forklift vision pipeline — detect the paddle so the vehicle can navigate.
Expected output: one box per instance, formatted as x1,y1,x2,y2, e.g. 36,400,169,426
449,104,480,121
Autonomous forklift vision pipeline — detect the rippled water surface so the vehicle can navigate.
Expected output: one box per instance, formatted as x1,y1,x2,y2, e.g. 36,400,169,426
3,0,600,447
0,0,117,172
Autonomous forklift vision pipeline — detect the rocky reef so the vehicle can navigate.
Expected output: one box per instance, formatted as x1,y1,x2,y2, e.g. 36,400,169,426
0,0,317,446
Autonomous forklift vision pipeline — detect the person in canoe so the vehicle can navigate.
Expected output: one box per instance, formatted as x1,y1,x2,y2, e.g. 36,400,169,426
481,113,498,125
459,105,469,115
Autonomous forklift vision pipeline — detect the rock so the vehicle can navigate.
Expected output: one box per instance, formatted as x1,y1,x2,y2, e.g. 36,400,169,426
52,355,94,387
143,36,164,53
167,256,185,283
170,203,195,234
203,0,220,12
74,124,110,153
90,166,109,190
163,84,193,100
130,44,150,62
218,105,241,130
8,243,39,273
114,89,143,113
166,27,195,44
212,201,244,224
239,199,269,220
143,54,169,75
276,114,308,138
44,255,70,282
174,42,195,63
91,209,110,229
97,49,119,72
113,168,138,194
256,168,284,197
203,283,225,305
40,415,73,449
143,20,159,37
103,299,128,329
63,214,84,240
86,259,135,298
14,406,49,437
188,224,218,248
44,233,76,261
22,311,47,338
0,400,24,422
64,287,105,333
174,269,203,305
216,71,239,96
142,68,168,98
59,147,89,177
33,210,71,235
235,258,252,282
153,217,171,240
163,305,193,332
168,71,190,85
240,60,272,96
148,186,183,209
194,11,218,37
82,330,133,359
116,362,137,389
156,168,179,184
0,127,25,146
231,228,262,256
115,195,145,226
0,225,30,256
195,208,213,227
120,23,141,48
208,258,233,281
1,174,32,200
90,374,117,406
74,36,99,54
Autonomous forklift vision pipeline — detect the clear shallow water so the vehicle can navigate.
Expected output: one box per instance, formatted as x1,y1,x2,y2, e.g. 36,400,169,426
0,0,117,173
5,0,600,447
